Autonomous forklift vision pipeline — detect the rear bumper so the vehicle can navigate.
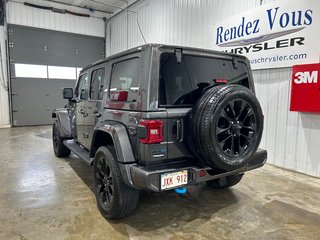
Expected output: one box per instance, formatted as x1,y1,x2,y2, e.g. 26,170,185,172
120,149,267,192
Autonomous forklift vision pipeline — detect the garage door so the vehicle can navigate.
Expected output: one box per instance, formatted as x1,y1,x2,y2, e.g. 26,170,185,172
8,24,104,126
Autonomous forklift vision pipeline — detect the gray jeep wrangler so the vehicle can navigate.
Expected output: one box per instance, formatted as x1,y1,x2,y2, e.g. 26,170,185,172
52,44,267,219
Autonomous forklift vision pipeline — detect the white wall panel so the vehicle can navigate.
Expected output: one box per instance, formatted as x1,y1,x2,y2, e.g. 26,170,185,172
254,68,320,177
108,0,320,177
7,0,108,37
107,0,260,55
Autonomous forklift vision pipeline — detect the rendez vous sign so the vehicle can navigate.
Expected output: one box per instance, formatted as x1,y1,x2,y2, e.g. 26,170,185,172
212,0,320,70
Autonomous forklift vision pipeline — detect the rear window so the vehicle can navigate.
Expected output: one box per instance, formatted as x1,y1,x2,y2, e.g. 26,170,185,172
159,53,249,106
110,58,140,102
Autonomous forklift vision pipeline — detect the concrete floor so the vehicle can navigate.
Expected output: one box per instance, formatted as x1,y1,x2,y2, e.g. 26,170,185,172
0,126,319,240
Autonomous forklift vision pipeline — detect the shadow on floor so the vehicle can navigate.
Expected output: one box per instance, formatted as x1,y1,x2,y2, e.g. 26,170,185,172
117,187,241,232
66,154,243,232
67,154,94,192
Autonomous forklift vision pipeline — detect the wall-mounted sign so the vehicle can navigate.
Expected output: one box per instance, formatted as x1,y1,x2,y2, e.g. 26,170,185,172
212,0,320,70
290,63,320,113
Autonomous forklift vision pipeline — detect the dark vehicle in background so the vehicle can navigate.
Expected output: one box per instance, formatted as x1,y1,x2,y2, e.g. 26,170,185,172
52,44,267,219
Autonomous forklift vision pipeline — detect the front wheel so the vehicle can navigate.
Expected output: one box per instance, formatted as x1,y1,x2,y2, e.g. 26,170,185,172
93,146,140,219
52,121,71,157
206,174,244,189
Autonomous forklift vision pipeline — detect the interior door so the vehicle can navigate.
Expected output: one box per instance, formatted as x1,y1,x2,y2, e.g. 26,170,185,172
75,73,89,146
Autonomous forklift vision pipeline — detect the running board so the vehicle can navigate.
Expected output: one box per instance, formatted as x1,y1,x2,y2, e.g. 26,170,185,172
63,139,92,165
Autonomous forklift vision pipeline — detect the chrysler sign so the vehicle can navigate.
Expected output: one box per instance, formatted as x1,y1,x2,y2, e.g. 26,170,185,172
212,0,320,70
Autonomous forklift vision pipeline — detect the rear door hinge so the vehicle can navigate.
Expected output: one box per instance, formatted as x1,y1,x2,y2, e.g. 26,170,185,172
174,48,182,63
232,57,239,69
176,119,184,142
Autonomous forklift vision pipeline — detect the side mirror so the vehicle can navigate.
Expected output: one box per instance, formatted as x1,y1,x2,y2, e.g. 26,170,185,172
80,89,88,100
63,88,73,99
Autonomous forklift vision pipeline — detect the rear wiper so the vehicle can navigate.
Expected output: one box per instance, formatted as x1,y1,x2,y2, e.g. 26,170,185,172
174,48,182,63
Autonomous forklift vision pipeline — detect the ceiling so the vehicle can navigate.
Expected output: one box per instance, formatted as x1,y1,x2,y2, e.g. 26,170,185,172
45,0,130,14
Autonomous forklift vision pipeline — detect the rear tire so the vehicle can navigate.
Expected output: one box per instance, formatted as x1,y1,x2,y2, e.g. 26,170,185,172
206,174,244,189
52,121,71,157
93,146,140,219
192,85,263,171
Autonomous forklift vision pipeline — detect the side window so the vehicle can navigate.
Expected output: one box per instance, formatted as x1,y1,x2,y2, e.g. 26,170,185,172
110,58,140,102
90,68,104,100
75,73,88,100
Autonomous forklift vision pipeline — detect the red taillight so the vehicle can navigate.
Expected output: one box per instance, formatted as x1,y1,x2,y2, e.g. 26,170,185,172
139,120,163,144
199,170,206,177
215,79,228,83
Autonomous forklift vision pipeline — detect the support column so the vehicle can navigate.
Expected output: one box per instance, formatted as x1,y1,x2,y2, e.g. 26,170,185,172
0,1,10,127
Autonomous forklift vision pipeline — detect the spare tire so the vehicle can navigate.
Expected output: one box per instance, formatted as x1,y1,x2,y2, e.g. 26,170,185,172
192,85,263,171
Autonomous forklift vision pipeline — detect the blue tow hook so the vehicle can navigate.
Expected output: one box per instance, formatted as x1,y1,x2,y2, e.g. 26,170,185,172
175,187,187,195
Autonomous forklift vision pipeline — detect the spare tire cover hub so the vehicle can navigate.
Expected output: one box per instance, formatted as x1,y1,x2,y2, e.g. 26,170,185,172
215,99,257,158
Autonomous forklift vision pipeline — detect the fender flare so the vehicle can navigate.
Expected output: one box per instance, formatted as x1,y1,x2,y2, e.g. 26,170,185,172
91,121,138,189
52,108,72,138
90,121,136,164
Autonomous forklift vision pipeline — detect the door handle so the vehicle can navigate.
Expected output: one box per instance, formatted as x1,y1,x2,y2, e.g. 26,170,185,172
83,132,89,138
93,110,101,118
80,109,88,117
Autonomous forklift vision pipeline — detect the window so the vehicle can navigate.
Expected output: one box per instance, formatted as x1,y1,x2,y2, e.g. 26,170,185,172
75,73,88,100
48,66,77,79
15,63,80,80
90,68,104,100
159,53,249,106
15,63,47,78
110,58,140,102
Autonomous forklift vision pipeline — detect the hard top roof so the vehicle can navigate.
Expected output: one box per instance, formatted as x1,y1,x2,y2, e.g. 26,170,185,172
80,43,248,73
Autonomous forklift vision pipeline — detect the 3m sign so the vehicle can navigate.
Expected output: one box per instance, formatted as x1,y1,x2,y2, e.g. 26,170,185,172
290,63,320,112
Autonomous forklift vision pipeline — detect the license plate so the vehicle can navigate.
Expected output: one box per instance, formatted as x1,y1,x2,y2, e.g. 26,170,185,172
160,170,188,190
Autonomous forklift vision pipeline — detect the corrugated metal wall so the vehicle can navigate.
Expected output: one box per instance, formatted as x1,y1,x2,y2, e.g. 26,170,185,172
6,0,107,37
107,0,260,55
106,0,320,177
254,68,320,177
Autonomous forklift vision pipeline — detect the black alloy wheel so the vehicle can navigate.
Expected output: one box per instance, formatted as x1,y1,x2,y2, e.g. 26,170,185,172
95,155,114,208
52,121,71,157
216,99,257,157
192,85,263,171
52,124,59,150
93,146,140,219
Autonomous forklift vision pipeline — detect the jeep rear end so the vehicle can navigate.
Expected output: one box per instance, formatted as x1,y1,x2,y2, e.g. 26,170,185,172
128,45,267,192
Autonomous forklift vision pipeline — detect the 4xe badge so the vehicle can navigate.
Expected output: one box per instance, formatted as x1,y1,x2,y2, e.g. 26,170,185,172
290,63,320,112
